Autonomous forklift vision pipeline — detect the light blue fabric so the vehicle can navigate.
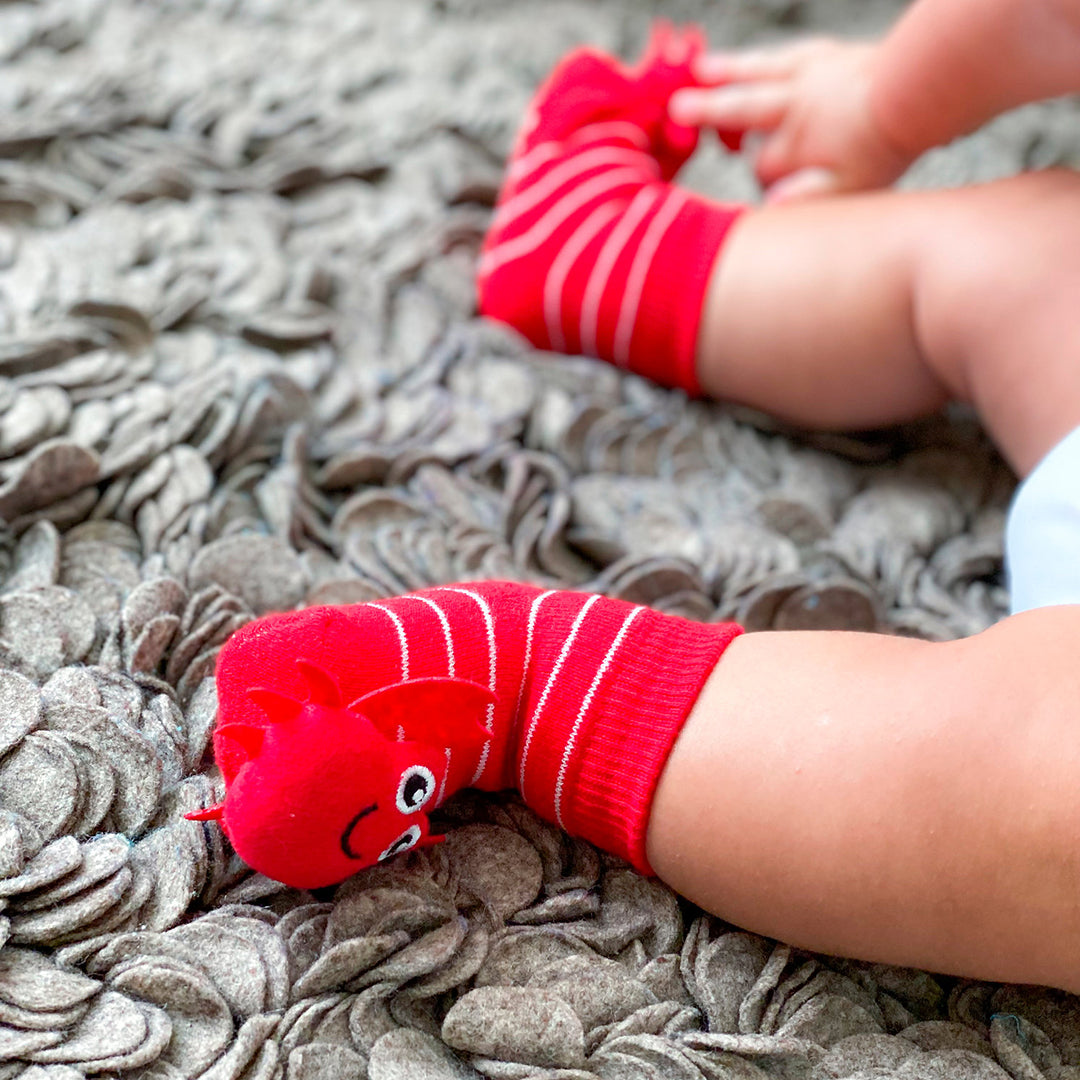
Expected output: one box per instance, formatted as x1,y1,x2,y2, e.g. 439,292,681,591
1005,424,1080,613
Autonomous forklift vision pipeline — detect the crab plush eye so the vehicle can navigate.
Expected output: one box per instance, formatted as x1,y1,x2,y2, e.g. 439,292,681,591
379,824,422,862
396,765,436,814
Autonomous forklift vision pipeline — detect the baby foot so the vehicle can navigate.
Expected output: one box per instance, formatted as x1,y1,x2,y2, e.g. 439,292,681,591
201,580,741,887
479,23,744,393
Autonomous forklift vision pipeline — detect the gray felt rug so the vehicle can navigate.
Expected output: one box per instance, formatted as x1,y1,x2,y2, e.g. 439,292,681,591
0,0,1079,1077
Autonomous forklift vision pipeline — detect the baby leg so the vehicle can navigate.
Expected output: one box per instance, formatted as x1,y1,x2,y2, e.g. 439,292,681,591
647,603,1080,993
485,36,1080,477
698,170,1080,476
211,582,1080,989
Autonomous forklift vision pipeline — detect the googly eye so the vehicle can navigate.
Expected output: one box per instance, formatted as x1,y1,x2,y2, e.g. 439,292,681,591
378,824,422,862
396,765,436,815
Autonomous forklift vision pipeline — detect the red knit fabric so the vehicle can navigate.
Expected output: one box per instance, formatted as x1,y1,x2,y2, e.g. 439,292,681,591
477,24,746,395
203,582,742,888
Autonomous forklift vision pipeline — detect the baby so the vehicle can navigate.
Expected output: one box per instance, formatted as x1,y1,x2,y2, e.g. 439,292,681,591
196,0,1080,994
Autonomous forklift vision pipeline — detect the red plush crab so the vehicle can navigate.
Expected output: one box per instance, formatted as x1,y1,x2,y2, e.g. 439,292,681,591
189,661,496,889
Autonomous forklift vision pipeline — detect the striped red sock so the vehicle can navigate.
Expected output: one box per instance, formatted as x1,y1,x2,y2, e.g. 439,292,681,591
203,582,741,888
478,25,745,394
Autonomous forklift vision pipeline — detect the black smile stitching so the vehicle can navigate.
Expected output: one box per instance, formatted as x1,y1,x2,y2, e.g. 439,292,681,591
340,802,378,860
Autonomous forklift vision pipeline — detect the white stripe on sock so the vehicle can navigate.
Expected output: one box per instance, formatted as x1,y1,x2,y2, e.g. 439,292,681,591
509,121,649,183
434,586,498,784
438,746,452,805
613,187,688,367
578,186,660,356
544,201,620,353
518,593,601,803
399,594,455,676
508,141,561,184
368,603,410,682
479,169,644,279
515,590,557,791
494,146,656,230
553,605,644,828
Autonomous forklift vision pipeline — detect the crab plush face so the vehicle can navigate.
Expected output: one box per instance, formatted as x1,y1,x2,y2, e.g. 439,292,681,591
189,662,496,890
336,745,444,866
222,721,447,888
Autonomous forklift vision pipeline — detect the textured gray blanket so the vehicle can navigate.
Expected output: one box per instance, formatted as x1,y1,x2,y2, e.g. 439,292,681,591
0,0,1079,1077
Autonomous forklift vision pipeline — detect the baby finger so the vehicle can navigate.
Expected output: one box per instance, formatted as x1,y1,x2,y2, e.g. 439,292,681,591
669,83,791,132
693,38,830,84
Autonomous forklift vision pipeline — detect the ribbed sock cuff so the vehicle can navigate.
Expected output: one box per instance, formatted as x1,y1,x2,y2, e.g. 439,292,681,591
630,196,746,396
562,611,743,875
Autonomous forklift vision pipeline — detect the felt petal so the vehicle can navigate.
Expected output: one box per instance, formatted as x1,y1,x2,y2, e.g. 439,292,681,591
296,658,343,707
350,677,496,746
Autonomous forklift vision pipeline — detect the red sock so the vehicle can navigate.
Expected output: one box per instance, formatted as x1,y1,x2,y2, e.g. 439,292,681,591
478,24,746,395
198,582,741,888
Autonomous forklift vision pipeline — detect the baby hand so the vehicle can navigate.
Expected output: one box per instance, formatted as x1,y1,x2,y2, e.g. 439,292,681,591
669,38,913,202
